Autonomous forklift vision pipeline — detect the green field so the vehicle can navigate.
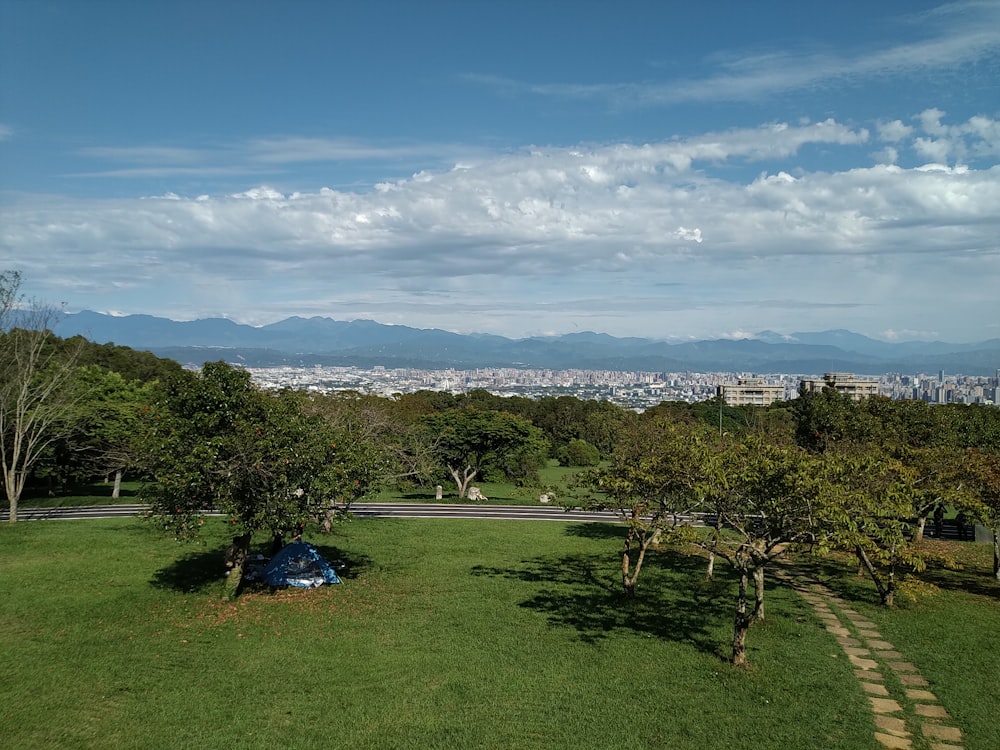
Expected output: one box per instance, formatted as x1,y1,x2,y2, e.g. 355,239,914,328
19,462,584,508
1,517,996,749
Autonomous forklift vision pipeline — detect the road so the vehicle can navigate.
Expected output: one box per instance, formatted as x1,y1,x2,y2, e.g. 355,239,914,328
0,502,628,524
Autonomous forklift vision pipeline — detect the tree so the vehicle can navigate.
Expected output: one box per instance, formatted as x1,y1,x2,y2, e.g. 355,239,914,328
965,448,1000,587
812,449,924,607
421,408,548,498
580,417,708,597
894,444,970,543
792,381,876,453
1,271,83,522
66,365,153,497
139,361,381,596
695,436,817,667
558,438,600,467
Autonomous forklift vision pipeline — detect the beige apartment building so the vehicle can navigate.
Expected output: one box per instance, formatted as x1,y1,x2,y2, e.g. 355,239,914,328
800,372,880,401
718,378,786,406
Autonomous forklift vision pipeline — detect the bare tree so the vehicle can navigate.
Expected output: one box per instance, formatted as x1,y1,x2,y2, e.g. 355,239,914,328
0,271,83,522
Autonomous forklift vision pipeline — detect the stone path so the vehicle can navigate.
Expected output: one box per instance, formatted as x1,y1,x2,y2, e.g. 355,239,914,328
773,568,965,750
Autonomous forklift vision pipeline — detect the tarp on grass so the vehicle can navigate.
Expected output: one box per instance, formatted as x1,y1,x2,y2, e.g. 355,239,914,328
262,541,341,588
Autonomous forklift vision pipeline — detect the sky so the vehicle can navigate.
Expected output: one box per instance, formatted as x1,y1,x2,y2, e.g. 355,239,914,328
1,0,998,343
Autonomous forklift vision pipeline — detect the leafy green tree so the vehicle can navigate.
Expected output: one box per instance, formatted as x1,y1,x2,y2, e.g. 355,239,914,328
695,436,817,666
139,362,381,596
62,365,153,497
421,408,548,498
965,448,1000,586
585,417,817,665
812,449,925,607
944,403,1000,453
1,271,84,522
74,338,184,383
558,438,600,467
579,400,627,457
792,381,876,453
580,417,709,597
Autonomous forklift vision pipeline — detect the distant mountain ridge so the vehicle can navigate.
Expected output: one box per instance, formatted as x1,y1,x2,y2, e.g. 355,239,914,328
53,311,1000,376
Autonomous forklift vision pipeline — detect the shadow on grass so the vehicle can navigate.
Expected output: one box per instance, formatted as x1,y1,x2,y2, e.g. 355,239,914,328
150,547,228,594
309,543,372,582
398,491,439,501
789,547,1000,605
562,521,624,541
23,482,140,500
151,540,373,594
472,547,731,660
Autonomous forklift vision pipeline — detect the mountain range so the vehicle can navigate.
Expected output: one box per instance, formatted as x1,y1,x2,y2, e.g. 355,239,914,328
53,311,1000,376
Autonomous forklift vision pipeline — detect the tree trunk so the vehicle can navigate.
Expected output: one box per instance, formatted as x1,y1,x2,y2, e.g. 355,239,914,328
448,465,477,499
112,469,122,500
856,545,894,607
705,550,715,581
621,528,650,598
751,565,765,622
4,470,22,523
913,514,927,544
223,533,252,599
992,524,999,585
621,548,636,597
732,569,751,668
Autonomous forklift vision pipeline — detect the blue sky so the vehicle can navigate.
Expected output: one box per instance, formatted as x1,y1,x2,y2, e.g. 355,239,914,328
1,0,998,342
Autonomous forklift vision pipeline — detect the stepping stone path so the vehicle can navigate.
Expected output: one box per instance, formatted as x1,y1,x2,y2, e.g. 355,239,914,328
774,567,965,750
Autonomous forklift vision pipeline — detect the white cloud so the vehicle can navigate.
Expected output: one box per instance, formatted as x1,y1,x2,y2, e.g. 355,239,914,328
0,123,12,141
3,114,998,340
873,146,899,165
877,120,913,142
69,136,486,180
674,227,703,243
913,137,953,162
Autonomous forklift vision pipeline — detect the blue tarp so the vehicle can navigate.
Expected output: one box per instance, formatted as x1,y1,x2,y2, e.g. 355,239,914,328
262,541,341,588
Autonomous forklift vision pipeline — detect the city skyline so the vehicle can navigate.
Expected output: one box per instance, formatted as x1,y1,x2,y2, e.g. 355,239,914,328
2,1,999,342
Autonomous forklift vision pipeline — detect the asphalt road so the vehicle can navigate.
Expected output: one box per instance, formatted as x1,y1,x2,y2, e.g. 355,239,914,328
0,502,627,524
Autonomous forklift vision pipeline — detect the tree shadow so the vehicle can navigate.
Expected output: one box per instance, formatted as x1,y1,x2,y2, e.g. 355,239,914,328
308,542,372,581
150,539,372,593
472,548,731,660
150,547,228,593
788,550,1000,604
912,555,999,599
398,491,440,501
562,521,624,541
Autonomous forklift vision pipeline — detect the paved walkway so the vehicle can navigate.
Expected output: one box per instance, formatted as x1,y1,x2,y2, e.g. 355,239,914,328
774,567,965,750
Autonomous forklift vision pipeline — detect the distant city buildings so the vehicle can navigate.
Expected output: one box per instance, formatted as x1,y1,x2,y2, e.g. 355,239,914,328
717,378,786,407
244,365,998,410
800,373,880,402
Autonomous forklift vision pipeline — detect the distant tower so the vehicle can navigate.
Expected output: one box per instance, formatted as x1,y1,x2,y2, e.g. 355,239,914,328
939,369,945,383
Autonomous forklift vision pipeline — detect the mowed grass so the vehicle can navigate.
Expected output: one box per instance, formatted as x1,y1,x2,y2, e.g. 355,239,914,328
21,460,583,508
379,461,587,504
0,519,995,750
18,481,144,508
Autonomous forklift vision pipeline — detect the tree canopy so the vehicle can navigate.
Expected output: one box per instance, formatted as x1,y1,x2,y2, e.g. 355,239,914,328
139,361,385,595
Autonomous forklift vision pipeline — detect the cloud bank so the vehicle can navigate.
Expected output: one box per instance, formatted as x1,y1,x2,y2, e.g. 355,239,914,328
2,113,998,340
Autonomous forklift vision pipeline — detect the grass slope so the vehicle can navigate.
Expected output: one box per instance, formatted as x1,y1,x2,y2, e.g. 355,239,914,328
1,517,993,749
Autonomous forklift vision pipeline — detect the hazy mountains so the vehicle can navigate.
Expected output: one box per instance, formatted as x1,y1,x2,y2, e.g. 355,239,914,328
54,311,1000,376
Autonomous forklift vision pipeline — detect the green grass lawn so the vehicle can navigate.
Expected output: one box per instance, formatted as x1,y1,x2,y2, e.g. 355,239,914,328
378,460,587,505
20,460,586,508
18,481,144,508
1,517,996,749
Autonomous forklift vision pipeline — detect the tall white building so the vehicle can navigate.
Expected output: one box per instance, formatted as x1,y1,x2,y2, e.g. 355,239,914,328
800,373,880,402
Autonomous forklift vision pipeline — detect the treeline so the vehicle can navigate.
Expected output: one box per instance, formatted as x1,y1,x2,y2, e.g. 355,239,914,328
3,272,999,667
580,381,1000,665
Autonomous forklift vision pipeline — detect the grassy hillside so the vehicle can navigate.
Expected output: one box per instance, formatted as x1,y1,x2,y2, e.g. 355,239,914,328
1,517,995,749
